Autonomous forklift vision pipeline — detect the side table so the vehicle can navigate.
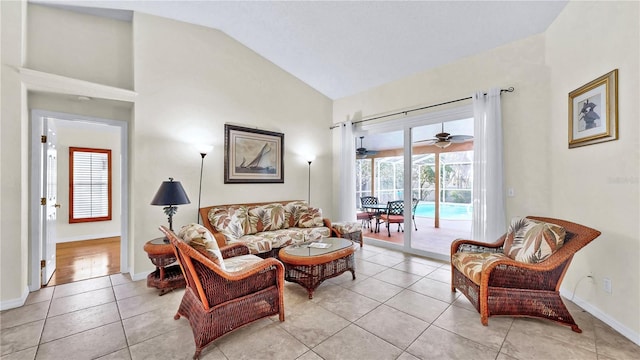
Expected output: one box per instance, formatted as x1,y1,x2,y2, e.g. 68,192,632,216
143,237,186,295
331,222,364,247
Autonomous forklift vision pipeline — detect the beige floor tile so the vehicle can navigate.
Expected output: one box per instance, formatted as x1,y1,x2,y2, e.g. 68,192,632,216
373,268,423,288
347,277,404,303
364,253,407,267
47,287,115,317
405,256,448,268
296,350,324,360
450,292,476,312
353,247,385,260
40,302,121,343
434,304,512,350
355,304,429,349
385,289,449,323
215,320,308,360
279,301,349,347
313,324,403,360
24,287,54,306
593,320,640,359
310,284,381,322
407,277,460,303
326,270,368,287
406,325,499,360
129,326,226,360
52,276,112,298
392,260,438,276
35,322,127,360
397,351,421,360
113,279,157,300
511,316,596,353
501,319,599,360
109,273,133,286
354,259,388,276
117,287,183,319
0,320,44,356
122,306,190,346
96,348,132,360
425,268,451,284
0,302,49,330
496,351,519,360
0,346,37,360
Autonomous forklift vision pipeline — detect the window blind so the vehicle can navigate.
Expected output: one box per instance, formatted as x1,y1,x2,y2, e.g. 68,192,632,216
70,147,112,223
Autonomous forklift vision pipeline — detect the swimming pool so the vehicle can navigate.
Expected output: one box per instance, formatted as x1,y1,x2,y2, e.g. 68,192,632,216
414,202,472,221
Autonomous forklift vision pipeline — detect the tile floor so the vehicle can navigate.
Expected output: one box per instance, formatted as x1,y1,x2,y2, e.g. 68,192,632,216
2,244,639,360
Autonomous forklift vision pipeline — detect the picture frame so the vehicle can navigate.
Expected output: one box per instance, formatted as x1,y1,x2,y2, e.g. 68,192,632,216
568,69,618,148
224,124,284,183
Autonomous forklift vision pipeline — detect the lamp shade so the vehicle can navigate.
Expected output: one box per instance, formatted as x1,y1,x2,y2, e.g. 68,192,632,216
150,178,191,206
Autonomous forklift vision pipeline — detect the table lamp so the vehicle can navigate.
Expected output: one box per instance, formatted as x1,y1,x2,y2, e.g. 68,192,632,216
151,177,190,234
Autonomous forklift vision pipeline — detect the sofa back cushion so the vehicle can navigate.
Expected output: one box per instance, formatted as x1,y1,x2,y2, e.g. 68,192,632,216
208,206,250,240
503,217,566,264
179,223,226,270
247,203,288,233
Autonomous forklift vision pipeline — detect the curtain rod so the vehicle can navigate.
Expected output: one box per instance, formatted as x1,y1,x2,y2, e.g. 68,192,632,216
330,87,515,129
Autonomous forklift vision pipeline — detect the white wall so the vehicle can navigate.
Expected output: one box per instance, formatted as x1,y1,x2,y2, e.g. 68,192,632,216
26,4,133,90
54,119,122,242
130,13,333,278
333,33,552,222
546,0,640,341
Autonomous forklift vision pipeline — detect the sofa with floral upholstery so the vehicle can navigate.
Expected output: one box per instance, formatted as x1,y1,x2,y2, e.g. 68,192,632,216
199,200,332,258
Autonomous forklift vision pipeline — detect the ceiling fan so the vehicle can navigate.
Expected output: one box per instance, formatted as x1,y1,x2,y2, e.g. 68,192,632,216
415,123,473,149
356,136,378,158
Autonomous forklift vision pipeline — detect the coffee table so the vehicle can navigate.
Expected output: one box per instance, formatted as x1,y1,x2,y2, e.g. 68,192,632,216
278,237,357,299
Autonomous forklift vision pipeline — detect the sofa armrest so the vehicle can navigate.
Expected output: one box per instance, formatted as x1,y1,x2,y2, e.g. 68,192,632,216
323,218,332,229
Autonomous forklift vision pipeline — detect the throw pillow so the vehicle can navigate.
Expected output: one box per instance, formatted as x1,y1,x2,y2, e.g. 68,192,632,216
297,206,325,228
503,217,566,264
179,223,226,270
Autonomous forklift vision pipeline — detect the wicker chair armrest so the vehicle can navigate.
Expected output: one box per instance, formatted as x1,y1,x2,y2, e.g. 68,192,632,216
217,257,284,282
481,255,572,291
220,243,250,258
451,235,506,254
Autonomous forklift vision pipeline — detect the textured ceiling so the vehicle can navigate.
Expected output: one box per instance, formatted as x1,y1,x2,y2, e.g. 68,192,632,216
32,0,567,99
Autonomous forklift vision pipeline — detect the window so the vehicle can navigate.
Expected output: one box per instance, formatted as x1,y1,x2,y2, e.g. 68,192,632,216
69,147,112,223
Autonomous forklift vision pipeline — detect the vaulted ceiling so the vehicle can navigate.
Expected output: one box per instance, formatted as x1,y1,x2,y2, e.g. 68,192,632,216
33,0,568,100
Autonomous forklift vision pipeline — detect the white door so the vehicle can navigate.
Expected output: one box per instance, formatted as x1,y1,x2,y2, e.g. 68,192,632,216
42,118,58,285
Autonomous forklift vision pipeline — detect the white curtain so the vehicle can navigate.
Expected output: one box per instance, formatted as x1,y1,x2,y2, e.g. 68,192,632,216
472,88,506,241
338,121,356,222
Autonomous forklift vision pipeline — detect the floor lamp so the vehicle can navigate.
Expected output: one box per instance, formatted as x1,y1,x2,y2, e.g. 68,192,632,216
306,155,315,204
196,145,213,223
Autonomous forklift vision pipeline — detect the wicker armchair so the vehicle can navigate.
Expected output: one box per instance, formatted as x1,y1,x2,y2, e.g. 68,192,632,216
450,216,601,332
159,226,285,359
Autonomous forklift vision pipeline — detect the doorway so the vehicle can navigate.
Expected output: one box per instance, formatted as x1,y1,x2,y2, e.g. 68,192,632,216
29,110,129,290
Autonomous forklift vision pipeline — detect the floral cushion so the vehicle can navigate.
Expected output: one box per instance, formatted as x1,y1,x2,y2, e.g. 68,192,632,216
332,222,362,234
223,254,264,273
283,200,309,227
208,206,250,240
503,217,566,264
248,203,288,233
179,223,226,270
228,227,331,254
297,206,325,228
451,251,510,285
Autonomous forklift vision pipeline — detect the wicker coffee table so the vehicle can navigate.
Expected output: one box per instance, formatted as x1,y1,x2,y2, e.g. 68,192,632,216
278,237,356,299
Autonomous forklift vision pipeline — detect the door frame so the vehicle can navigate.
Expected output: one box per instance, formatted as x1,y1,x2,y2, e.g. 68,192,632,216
355,105,473,261
29,109,129,291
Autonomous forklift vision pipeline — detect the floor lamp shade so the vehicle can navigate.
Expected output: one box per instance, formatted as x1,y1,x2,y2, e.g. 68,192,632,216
151,177,190,232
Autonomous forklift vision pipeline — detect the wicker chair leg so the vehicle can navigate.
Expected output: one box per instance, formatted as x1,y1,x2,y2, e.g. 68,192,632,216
193,347,202,360
174,313,181,320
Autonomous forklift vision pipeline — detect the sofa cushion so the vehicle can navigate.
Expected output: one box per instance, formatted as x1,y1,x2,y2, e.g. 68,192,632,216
223,254,264,273
283,200,309,227
297,206,325,228
179,223,226,270
208,206,250,240
451,251,510,285
503,217,566,264
248,203,288,233
228,226,331,254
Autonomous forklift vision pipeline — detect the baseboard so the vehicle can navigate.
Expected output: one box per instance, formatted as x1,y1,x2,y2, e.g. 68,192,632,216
0,286,29,311
560,288,640,346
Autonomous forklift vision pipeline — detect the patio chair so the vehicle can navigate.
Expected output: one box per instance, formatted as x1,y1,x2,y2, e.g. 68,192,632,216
360,196,379,229
379,200,404,237
450,216,601,332
159,225,285,359
411,198,419,231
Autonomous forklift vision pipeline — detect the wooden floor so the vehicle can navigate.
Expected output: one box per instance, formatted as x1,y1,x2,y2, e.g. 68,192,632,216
46,237,121,287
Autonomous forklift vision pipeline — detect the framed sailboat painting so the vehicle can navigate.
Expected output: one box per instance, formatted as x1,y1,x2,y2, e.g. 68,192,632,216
224,124,284,183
